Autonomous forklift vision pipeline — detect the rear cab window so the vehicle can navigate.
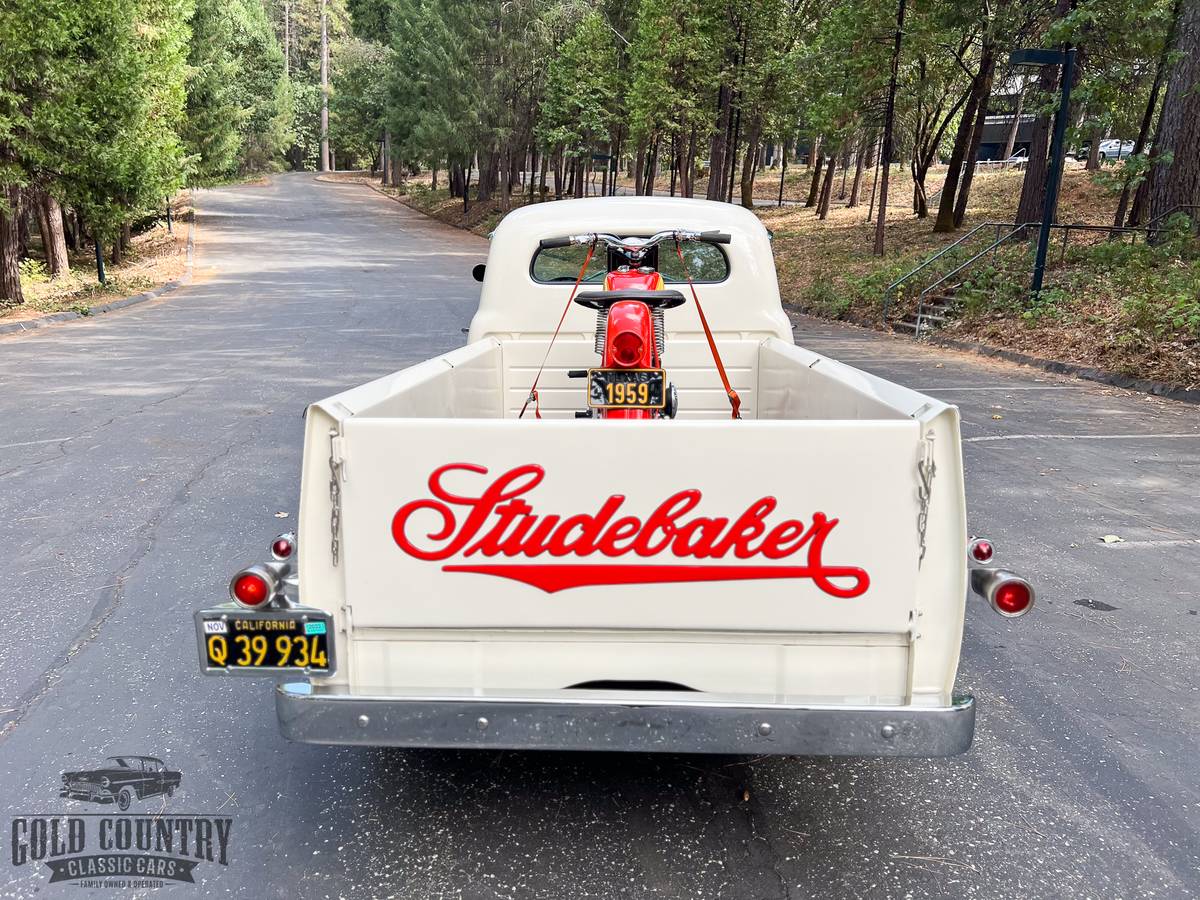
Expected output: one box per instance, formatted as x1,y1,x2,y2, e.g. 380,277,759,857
531,240,729,284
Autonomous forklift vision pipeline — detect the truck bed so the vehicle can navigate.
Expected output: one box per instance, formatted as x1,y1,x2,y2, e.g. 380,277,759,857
298,337,966,709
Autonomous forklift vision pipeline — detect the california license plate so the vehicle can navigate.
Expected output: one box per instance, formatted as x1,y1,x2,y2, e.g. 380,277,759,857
195,607,334,676
588,368,665,409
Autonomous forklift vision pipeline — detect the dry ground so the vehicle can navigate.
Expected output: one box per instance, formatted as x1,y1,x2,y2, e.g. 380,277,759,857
3,191,193,324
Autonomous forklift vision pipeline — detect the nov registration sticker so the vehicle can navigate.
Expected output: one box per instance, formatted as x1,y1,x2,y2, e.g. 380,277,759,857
195,608,334,676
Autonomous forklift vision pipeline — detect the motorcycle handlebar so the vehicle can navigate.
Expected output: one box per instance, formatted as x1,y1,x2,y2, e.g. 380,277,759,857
537,230,732,251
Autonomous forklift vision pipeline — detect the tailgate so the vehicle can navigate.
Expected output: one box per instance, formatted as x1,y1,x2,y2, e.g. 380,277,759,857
335,419,923,634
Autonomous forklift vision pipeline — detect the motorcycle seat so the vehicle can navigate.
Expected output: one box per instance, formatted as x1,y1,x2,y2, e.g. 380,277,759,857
573,289,687,311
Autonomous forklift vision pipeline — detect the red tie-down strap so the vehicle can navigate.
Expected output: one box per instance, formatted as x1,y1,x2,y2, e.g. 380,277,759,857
675,239,742,419
519,241,596,420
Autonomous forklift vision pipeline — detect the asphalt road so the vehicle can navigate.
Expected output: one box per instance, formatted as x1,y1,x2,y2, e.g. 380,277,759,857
1,173,1197,899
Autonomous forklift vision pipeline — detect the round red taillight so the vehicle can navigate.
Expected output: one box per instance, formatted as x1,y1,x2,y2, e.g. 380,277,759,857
993,580,1032,616
232,573,271,607
611,331,644,367
971,539,994,563
271,537,294,560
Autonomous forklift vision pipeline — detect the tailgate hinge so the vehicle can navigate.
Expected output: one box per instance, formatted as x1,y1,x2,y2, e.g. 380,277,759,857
329,428,346,567
916,431,936,567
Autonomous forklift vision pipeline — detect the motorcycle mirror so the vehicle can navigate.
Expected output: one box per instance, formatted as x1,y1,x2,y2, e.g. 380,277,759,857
472,263,486,282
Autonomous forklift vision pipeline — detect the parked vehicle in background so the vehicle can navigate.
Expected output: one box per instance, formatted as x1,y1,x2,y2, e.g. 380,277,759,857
1078,139,1135,162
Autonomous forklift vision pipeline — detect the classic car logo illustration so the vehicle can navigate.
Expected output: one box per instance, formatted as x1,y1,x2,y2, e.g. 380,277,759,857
391,462,871,597
8,756,232,888
60,756,181,811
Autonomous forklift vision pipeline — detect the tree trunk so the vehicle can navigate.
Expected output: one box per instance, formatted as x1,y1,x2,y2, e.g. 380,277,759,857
725,106,741,204
643,137,659,196
912,160,928,218
1148,0,1200,229
633,139,647,196
61,206,76,251
499,145,512,213
805,154,825,207
953,53,997,228
707,85,732,201
1015,63,1059,225
17,203,29,260
934,65,984,232
538,150,548,201
37,192,70,277
683,128,697,198
1115,0,1178,227
867,133,883,221
110,228,122,266
553,147,563,200
874,0,906,256
740,120,763,209
1085,126,1103,170
848,136,866,207
0,183,23,307
818,153,837,219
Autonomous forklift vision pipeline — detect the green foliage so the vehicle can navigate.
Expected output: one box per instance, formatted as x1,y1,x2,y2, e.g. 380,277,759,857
1,0,191,237
18,258,49,286
330,37,392,166
184,0,293,181
228,0,293,172
183,0,245,181
803,256,919,318
539,12,619,157
625,0,720,147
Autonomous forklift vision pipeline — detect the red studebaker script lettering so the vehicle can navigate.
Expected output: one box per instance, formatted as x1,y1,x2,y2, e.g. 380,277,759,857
391,463,870,597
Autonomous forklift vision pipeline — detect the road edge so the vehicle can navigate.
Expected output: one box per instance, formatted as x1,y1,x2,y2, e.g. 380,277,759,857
0,211,196,337
927,334,1200,405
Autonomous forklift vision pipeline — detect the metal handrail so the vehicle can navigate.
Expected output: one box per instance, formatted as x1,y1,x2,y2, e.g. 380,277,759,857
882,221,1012,319
886,205,1200,327
1141,204,1200,232
916,223,1034,307
907,218,1175,336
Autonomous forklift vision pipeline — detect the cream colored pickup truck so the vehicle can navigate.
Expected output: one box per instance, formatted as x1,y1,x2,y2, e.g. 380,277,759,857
196,197,1032,757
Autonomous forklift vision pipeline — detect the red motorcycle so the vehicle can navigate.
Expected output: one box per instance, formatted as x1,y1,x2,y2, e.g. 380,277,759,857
523,229,736,421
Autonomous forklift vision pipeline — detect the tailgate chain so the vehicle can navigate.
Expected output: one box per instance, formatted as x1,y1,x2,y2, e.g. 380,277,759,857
917,431,936,567
329,428,344,567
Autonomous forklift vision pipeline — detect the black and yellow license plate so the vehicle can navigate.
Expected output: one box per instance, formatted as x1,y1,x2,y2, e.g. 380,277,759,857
196,608,334,676
588,368,665,409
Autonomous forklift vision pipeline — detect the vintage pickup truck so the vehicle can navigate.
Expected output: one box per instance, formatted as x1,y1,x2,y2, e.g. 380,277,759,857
196,196,1033,757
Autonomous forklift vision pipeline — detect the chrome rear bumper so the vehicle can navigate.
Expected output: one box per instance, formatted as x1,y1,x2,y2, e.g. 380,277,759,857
276,683,975,757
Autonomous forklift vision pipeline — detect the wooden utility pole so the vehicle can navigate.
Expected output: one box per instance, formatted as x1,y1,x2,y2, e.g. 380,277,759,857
284,0,290,76
319,0,329,173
